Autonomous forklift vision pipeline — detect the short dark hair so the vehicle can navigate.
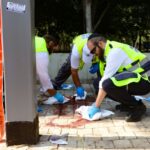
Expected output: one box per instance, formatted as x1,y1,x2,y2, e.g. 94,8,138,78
43,34,60,45
88,33,106,44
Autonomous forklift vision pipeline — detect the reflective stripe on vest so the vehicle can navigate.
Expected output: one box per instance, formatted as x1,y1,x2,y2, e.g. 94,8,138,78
35,36,48,53
111,71,141,87
73,33,91,69
124,57,149,72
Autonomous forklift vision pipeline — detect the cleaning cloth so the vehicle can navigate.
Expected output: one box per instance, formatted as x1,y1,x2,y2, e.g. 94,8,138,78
43,96,70,105
75,105,114,121
74,91,87,101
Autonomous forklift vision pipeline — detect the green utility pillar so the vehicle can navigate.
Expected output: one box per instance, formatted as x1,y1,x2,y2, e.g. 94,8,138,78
2,0,39,145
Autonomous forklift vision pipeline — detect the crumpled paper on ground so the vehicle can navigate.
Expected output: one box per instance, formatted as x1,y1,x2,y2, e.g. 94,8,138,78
145,97,150,101
49,133,69,145
61,84,74,90
75,105,114,121
74,91,87,101
42,96,70,105
134,95,150,102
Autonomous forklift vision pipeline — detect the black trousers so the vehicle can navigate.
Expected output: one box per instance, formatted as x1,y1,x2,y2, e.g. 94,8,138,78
52,54,71,89
102,77,150,106
93,76,101,95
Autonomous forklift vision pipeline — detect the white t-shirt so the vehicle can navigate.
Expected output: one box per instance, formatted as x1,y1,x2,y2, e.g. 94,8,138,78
36,52,54,92
71,44,94,69
99,48,133,88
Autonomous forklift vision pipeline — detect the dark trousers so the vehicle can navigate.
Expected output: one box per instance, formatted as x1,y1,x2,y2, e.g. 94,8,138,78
93,77,101,95
93,69,102,94
52,54,71,89
102,77,150,106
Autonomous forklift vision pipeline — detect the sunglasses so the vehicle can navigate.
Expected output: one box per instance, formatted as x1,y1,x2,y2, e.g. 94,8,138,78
90,46,97,54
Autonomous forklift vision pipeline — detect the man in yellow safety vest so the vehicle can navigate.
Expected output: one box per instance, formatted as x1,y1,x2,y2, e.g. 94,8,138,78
87,33,150,122
52,33,98,97
35,35,64,103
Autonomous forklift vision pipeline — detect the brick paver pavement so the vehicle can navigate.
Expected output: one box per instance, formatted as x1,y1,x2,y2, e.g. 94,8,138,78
0,83,150,150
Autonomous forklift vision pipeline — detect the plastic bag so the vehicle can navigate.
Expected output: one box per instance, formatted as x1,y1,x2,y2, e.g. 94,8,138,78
74,91,87,101
76,106,114,121
42,96,70,105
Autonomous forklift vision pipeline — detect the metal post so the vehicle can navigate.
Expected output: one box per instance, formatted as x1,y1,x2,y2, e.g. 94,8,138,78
1,0,39,145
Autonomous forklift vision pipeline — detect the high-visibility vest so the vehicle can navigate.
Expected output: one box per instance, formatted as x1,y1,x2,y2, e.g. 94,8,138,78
73,33,91,69
35,36,48,53
99,60,105,76
103,40,150,86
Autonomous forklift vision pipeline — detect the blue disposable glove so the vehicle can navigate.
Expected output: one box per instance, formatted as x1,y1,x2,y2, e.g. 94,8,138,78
88,105,100,118
89,63,99,74
76,86,85,97
54,92,64,103
37,106,43,113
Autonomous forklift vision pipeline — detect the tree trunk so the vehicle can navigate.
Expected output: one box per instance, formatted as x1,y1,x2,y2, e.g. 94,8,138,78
84,0,92,32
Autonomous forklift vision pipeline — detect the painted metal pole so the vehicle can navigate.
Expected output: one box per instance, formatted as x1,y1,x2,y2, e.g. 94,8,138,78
1,0,39,145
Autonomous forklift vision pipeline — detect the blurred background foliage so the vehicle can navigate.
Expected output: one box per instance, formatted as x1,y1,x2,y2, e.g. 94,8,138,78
35,0,150,52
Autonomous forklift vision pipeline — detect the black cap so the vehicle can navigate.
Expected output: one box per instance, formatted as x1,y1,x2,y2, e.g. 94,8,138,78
88,33,101,40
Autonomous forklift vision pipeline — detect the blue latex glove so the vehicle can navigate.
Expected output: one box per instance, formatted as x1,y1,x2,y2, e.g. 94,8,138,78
88,105,100,118
76,86,85,97
37,106,43,112
54,92,64,103
89,63,99,74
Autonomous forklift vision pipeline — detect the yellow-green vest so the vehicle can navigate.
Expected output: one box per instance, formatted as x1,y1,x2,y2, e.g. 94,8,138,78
103,40,150,86
104,40,146,73
35,36,48,53
73,33,91,69
99,60,105,76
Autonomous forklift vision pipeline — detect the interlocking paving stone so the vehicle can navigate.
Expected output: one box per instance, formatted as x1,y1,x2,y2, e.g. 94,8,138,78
131,138,150,148
95,140,114,149
113,139,133,148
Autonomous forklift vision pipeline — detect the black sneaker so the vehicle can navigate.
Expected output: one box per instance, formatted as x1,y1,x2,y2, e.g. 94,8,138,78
126,100,146,122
